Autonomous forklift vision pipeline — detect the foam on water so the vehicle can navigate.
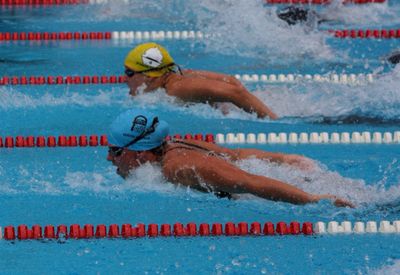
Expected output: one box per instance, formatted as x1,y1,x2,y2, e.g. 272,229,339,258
322,1,400,27
236,158,400,208
371,259,400,275
1,153,398,215
190,0,335,62
0,85,263,123
0,86,129,110
256,66,400,122
112,87,232,119
64,163,181,196
63,163,193,200
3,74,400,122
124,88,260,121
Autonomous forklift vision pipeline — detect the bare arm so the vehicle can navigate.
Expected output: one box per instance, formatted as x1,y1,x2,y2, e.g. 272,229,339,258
162,151,353,207
233,148,316,170
165,75,277,119
173,139,314,170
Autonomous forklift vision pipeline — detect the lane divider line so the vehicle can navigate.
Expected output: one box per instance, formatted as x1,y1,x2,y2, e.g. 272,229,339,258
0,0,386,6
0,134,110,148
0,0,88,5
332,29,400,39
0,73,374,85
1,131,400,149
0,75,126,85
216,131,400,144
0,31,203,41
265,0,385,4
1,29,398,42
0,134,212,148
235,73,374,84
2,220,399,241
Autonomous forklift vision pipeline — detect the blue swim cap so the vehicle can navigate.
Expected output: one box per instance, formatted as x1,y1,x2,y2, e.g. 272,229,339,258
108,109,169,151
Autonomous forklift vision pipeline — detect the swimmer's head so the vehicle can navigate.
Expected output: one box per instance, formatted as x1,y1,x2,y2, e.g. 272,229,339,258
124,42,175,78
108,109,169,151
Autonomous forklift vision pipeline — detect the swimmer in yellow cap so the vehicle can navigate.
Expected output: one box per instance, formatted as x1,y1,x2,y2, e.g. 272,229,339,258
107,109,354,208
124,42,278,119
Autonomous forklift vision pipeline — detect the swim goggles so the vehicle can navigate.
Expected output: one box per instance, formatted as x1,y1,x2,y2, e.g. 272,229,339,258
124,68,138,78
108,117,159,157
124,63,182,77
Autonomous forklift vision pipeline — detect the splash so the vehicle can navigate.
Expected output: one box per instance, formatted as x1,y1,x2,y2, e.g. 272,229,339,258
84,0,335,61
0,86,130,110
190,0,335,62
322,1,399,27
370,259,400,275
61,156,400,209
129,88,260,120
0,85,261,121
236,158,400,207
2,76,400,122
255,66,400,122
63,163,195,200
1,153,399,216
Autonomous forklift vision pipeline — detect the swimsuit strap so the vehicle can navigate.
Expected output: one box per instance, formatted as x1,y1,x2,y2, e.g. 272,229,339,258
165,139,223,157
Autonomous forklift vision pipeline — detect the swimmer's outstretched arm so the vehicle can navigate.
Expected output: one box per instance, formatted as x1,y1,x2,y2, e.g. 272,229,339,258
163,151,353,207
175,139,313,170
233,148,315,170
165,76,278,119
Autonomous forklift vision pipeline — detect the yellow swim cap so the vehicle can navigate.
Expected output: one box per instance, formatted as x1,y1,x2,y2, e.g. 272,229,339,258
124,42,175,77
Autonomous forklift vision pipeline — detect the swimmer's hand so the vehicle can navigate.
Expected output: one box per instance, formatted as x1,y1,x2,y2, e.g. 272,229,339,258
333,197,355,208
211,102,231,115
315,194,355,208
283,155,316,171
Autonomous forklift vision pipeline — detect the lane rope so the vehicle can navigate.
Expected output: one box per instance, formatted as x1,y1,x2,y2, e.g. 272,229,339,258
265,0,385,4
1,131,400,148
0,31,203,41
332,29,400,39
215,131,400,144
1,29,398,42
1,220,399,241
0,73,374,85
0,0,88,5
0,0,386,6
235,73,374,84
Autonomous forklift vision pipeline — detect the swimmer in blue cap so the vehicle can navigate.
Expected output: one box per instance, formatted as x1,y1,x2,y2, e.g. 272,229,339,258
107,109,354,208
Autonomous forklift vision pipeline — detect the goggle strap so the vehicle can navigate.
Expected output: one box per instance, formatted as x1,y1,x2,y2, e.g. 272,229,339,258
122,117,159,149
137,63,176,73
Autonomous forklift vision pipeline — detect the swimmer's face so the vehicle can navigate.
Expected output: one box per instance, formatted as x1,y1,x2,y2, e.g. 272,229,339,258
107,147,157,178
107,147,141,178
125,67,148,94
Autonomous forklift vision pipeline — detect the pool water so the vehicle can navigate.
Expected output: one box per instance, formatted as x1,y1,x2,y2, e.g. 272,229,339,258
1,1,400,274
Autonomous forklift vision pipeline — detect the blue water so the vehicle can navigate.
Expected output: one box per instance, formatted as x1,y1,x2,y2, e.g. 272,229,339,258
1,1,400,274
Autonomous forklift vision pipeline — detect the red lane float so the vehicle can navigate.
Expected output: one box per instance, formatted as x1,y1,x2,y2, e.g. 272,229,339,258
0,134,215,148
333,29,400,39
0,75,126,85
0,31,111,41
2,221,314,240
0,0,89,6
0,135,108,148
265,0,385,4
